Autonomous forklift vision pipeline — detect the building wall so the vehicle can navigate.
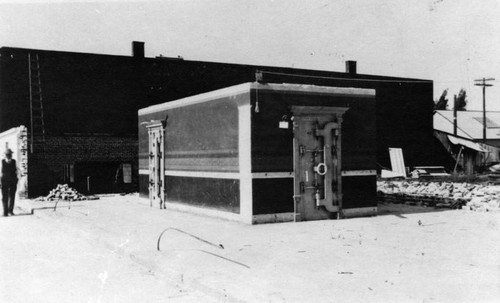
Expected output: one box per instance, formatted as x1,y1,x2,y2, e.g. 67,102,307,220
0,47,147,135
484,144,500,163
0,48,145,196
0,51,31,132
138,91,248,212
250,89,376,172
249,87,377,214
29,136,137,197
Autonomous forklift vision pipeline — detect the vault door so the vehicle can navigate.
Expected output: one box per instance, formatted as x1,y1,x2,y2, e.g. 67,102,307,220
146,122,166,209
291,106,348,221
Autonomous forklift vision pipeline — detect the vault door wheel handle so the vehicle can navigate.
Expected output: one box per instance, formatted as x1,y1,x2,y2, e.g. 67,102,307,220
313,163,327,176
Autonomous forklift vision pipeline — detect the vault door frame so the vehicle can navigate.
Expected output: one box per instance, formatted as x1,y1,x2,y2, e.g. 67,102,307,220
291,106,349,221
146,121,166,209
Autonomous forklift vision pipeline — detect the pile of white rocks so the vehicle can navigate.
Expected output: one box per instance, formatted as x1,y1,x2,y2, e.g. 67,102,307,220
36,184,99,202
464,196,500,212
377,181,500,212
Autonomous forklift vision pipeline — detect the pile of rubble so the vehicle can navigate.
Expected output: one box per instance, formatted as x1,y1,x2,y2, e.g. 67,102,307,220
36,184,99,202
377,181,500,212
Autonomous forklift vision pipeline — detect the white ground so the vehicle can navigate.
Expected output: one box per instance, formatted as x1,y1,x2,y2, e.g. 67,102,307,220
0,202,213,303
1,195,500,303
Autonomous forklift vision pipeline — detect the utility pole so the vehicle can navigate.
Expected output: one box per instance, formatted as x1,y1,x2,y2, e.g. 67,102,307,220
453,95,457,136
474,78,495,144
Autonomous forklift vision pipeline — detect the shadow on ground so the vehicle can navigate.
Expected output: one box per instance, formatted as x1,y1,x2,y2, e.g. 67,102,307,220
377,202,453,219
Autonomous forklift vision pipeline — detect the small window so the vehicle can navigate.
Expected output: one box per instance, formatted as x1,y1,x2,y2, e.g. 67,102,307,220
122,163,132,184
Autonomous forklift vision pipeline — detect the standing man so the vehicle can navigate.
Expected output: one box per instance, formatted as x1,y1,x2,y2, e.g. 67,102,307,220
1,148,18,216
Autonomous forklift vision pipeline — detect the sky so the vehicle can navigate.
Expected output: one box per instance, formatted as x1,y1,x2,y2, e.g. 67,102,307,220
1,0,499,111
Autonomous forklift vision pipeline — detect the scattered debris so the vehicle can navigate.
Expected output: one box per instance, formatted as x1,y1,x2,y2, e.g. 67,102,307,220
419,222,446,227
381,169,405,179
199,250,250,269
378,181,500,211
489,163,500,175
35,184,99,201
157,227,224,251
411,166,449,178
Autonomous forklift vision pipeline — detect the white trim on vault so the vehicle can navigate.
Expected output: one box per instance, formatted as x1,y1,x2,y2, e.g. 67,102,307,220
139,82,375,116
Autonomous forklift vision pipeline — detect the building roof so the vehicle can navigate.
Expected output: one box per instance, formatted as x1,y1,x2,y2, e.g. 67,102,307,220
0,46,433,83
434,110,500,140
448,135,488,152
139,82,376,115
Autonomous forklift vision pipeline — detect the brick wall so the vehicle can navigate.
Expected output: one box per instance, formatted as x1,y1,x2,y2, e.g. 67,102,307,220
28,135,138,197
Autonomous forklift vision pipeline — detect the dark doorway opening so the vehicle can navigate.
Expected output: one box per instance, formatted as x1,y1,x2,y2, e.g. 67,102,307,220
73,161,135,194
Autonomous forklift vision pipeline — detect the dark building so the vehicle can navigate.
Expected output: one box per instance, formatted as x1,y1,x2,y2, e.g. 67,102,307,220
0,47,144,196
0,42,451,197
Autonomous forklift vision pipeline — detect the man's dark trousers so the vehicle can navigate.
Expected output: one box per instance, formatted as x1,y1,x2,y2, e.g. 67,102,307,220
2,180,17,216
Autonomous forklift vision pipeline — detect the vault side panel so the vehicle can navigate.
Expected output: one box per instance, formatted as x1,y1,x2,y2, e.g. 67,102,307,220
250,90,294,172
139,94,247,172
342,175,377,209
163,99,239,172
138,93,249,195
165,176,240,213
164,100,239,164
252,178,294,215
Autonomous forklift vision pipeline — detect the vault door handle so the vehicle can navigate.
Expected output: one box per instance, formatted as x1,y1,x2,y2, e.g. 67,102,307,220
313,162,327,176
